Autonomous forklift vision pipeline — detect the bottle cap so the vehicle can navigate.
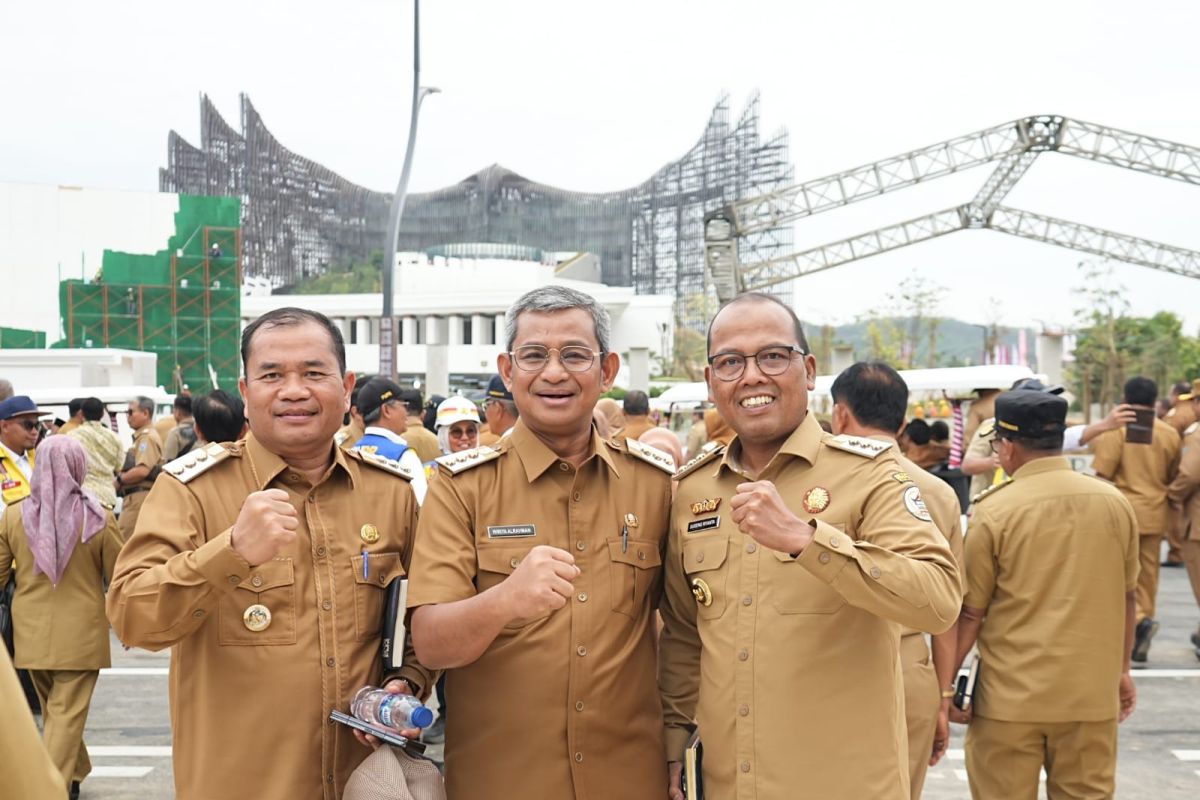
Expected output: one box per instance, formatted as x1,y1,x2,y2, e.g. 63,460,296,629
411,705,434,729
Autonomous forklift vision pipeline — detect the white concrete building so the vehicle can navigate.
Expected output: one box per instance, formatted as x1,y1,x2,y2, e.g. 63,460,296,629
241,252,674,391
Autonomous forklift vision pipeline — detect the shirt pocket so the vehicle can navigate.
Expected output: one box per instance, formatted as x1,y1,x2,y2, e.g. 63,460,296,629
352,552,406,642
476,545,553,629
218,559,298,646
767,524,847,615
681,535,729,620
606,538,663,618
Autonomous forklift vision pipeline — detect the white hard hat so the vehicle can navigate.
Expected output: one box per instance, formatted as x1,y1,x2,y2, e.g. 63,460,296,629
435,396,480,428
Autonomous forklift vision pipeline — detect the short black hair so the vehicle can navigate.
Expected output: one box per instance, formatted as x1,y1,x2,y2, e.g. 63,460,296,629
829,361,908,434
400,389,424,415
1124,376,1157,407
81,397,104,422
929,420,950,442
174,394,192,415
904,418,931,445
68,397,84,417
1002,431,1064,453
193,390,245,443
706,292,810,356
240,307,346,376
1171,381,1190,397
623,390,650,416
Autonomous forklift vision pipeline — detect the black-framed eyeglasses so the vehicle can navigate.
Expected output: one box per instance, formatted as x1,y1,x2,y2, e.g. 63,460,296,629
13,419,39,431
509,345,599,373
989,437,1005,453
708,345,805,382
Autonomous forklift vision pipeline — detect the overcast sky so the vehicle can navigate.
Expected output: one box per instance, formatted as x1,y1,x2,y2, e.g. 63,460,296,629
2,0,1198,332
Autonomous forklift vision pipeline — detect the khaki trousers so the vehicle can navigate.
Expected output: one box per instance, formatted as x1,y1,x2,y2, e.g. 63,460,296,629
1183,531,1200,610
29,669,100,785
1136,533,1163,622
1166,516,1185,563
118,490,147,542
901,634,939,800
965,716,1117,800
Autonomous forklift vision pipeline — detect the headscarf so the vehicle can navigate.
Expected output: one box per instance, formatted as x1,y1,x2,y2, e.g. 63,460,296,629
595,398,625,437
704,407,735,447
21,436,107,587
434,397,481,455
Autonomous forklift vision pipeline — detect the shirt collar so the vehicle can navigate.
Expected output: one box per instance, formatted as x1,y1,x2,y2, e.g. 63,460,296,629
509,419,619,483
0,441,28,462
242,431,358,491
1010,455,1071,480
363,426,406,445
717,411,823,478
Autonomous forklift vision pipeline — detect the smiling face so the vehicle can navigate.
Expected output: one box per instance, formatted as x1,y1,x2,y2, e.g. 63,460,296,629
498,308,619,444
0,416,40,452
238,320,354,462
706,299,815,460
446,421,479,452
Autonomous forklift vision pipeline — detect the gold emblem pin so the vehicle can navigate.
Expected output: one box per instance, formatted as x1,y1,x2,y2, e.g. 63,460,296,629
690,497,721,515
360,523,380,544
802,486,831,514
624,513,639,529
891,472,912,484
690,578,713,607
243,604,272,632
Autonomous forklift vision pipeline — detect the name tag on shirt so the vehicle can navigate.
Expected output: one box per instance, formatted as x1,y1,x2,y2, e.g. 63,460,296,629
487,524,537,539
687,517,720,533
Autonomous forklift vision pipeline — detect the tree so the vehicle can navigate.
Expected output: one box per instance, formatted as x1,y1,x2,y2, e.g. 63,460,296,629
290,251,384,294
857,275,945,368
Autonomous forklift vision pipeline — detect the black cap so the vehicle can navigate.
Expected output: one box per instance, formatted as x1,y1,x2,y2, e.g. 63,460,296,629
1010,377,1065,395
993,390,1068,439
485,374,513,402
356,377,404,420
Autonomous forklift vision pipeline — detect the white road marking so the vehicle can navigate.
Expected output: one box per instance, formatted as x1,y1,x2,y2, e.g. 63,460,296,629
100,667,169,676
1173,750,1200,761
88,746,172,757
89,766,154,778
947,748,965,760
1132,670,1200,678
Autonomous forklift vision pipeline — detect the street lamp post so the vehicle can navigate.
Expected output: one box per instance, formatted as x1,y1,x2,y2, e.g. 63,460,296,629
380,0,439,379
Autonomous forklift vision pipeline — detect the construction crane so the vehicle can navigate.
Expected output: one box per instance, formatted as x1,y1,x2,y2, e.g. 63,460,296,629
703,115,1200,303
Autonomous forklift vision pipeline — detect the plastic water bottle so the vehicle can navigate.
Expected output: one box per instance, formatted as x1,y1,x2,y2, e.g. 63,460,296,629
351,686,434,730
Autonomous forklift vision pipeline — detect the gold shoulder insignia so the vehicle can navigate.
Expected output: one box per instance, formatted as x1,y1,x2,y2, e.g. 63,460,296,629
625,437,676,474
351,450,414,481
971,478,1012,505
334,429,351,446
434,445,503,475
824,435,891,459
1186,421,1199,437
673,443,725,481
977,419,995,438
162,441,235,485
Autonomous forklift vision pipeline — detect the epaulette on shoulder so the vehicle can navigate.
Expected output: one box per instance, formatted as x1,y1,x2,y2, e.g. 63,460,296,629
162,441,235,484
971,478,1012,505
1185,421,1199,437
824,434,892,459
673,442,725,481
351,450,414,481
977,418,995,438
624,437,676,475
435,445,503,475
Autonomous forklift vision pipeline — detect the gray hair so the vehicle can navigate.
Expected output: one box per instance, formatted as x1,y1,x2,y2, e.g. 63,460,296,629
504,286,611,353
132,395,155,415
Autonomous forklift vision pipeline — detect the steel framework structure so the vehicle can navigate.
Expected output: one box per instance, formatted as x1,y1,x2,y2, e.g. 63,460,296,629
160,93,794,328
704,115,1200,301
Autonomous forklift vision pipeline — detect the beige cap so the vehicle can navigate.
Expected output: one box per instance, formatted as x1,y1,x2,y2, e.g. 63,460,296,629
343,746,445,800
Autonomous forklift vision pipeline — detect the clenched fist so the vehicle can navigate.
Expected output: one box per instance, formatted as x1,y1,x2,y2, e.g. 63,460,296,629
498,545,580,622
231,489,300,566
731,481,814,555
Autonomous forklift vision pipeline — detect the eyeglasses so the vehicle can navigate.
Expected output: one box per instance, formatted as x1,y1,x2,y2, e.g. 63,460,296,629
989,437,1005,453
447,426,477,438
708,345,805,382
509,345,599,373
13,419,39,431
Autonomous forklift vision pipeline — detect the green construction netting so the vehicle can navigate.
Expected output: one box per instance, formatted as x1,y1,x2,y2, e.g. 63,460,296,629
0,327,46,349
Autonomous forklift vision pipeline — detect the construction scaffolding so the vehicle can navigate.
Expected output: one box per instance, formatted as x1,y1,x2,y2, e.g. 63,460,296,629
58,196,241,392
159,92,794,329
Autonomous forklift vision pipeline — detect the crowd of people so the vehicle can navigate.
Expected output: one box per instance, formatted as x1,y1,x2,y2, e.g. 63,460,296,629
0,287,1197,800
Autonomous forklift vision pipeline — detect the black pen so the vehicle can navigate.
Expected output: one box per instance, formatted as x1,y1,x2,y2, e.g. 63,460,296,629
622,523,629,553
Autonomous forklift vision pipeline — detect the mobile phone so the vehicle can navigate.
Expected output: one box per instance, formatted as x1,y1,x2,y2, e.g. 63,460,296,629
329,710,427,755
1126,408,1154,445
681,731,703,800
953,654,980,712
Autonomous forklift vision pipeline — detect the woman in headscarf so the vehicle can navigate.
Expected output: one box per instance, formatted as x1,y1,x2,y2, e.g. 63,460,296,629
0,436,123,799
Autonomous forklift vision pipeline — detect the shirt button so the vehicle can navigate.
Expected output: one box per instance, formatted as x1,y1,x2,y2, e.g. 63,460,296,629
308,494,316,503
741,761,751,773
818,552,831,565
576,645,587,657
637,550,646,561
739,704,749,716
742,595,753,606
738,649,749,661
576,701,585,711
559,462,570,472
322,600,332,611
870,567,882,579
745,542,757,554
510,557,521,569
327,774,334,783
287,473,299,482
577,593,588,603
316,546,327,557
379,573,387,584
326,658,335,668
251,575,263,588
192,609,205,619
696,552,705,563
829,535,840,548
576,540,586,551
572,491,581,502
227,575,241,585
574,752,584,763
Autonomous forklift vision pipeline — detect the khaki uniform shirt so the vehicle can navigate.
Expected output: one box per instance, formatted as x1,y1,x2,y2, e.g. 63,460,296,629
1166,402,1197,435
1091,418,1182,533
152,415,177,444
404,424,442,464
407,420,673,800
106,434,431,800
623,415,655,442
965,420,1002,500
0,505,122,670
335,419,365,450
964,457,1139,722
686,419,708,459
1168,423,1200,540
0,647,66,798
659,413,961,800
68,421,125,508
963,392,998,446
127,426,163,491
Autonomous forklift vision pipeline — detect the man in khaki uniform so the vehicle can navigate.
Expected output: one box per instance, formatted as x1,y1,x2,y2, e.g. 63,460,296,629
659,293,960,800
622,390,655,440
479,374,519,447
107,308,433,800
1090,376,1181,663
1164,379,1199,565
408,286,674,800
963,387,1000,446
401,390,442,464
953,390,1139,799
116,395,163,541
1167,389,1200,659
830,361,964,799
